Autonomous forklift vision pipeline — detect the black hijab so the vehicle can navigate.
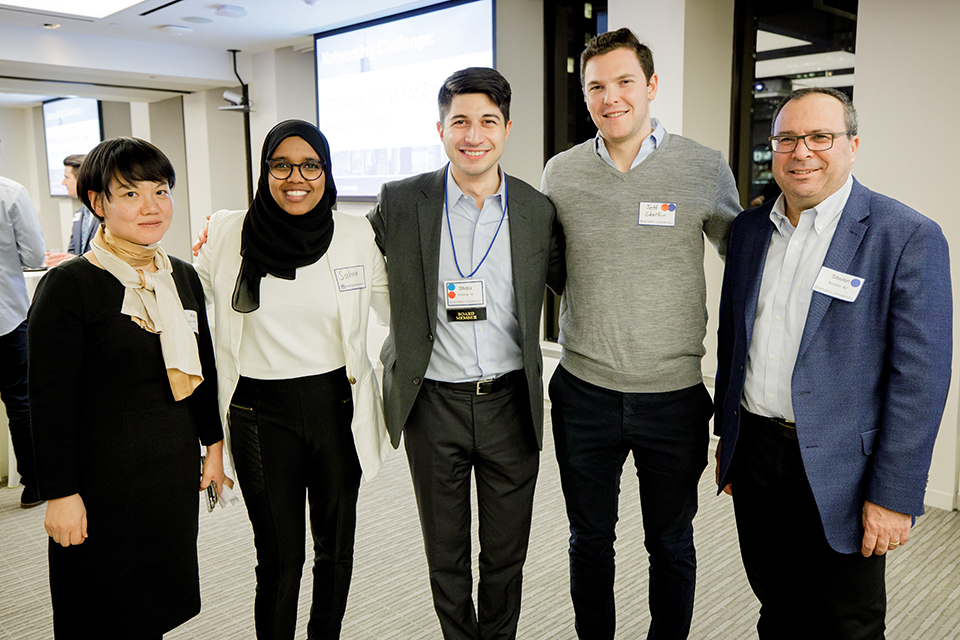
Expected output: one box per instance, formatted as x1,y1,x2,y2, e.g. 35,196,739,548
232,119,338,313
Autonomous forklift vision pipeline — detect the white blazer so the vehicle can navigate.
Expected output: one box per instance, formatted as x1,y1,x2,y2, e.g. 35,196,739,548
194,208,391,481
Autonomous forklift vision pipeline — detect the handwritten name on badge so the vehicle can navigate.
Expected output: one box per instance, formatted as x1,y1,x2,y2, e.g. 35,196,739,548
812,266,864,302
639,202,677,227
444,279,485,308
183,309,199,333
335,265,366,292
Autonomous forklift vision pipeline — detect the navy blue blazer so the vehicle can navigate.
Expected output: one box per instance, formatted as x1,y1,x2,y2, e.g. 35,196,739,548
714,178,952,554
66,206,97,255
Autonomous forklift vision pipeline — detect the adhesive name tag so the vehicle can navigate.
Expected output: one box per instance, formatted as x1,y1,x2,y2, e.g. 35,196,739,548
183,309,199,333
638,202,677,227
445,279,486,321
812,266,864,302
335,265,366,292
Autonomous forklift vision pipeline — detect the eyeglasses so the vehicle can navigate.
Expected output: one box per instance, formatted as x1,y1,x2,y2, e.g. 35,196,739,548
266,159,324,181
768,132,850,153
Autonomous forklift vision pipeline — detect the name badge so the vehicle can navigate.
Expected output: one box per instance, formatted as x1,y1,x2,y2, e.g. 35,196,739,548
335,265,366,292
639,202,677,227
444,279,486,321
183,309,199,333
812,266,864,302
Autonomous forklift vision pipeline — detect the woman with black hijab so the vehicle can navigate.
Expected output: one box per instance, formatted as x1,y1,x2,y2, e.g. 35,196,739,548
195,120,389,639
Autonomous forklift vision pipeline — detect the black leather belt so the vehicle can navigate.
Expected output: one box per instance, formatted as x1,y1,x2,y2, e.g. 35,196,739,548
742,408,798,440
427,370,523,396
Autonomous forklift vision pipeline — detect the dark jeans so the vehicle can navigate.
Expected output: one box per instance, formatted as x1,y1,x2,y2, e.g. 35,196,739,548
550,365,711,640
1,320,36,489
229,370,361,640
731,411,886,640
404,375,539,640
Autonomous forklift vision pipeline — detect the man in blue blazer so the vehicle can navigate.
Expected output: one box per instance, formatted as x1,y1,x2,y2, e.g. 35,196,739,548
714,87,951,638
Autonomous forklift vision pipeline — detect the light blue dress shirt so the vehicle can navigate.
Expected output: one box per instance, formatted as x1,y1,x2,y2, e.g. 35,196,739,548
595,118,665,170
424,164,522,382
0,176,45,335
742,175,854,421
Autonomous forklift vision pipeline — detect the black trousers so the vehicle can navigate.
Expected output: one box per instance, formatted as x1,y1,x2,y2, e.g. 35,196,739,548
731,411,886,640
550,365,711,640
1,320,36,489
404,375,539,640
229,370,361,640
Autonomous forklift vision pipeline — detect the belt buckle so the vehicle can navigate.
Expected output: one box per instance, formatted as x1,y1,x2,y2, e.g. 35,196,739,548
476,378,494,395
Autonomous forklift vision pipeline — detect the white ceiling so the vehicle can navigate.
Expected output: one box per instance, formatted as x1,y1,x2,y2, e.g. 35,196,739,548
0,0,439,50
0,0,440,106
0,6,858,108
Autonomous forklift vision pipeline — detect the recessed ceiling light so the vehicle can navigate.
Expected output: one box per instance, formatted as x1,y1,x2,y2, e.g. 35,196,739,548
158,24,193,36
215,5,247,18
0,1,142,19
43,23,61,29
182,16,214,24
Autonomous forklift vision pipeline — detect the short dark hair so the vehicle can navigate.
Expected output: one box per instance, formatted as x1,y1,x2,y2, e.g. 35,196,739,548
771,87,858,137
62,154,86,170
581,28,655,87
438,67,512,124
77,137,175,216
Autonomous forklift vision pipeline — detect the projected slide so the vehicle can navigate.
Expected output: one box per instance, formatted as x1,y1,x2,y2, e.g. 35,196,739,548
43,97,102,197
315,0,494,198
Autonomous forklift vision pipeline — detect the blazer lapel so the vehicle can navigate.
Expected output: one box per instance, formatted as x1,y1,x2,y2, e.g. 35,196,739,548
505,175,532,341
743,211,775,344
417,169,445,334
796,179,869,361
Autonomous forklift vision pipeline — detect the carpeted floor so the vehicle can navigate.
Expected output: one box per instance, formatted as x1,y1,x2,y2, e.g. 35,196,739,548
2,408,959,639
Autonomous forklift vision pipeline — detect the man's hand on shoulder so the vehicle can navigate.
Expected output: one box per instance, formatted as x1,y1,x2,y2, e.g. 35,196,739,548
861,500,911,557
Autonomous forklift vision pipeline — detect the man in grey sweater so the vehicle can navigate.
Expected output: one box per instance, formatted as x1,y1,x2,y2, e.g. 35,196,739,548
540,28,740,640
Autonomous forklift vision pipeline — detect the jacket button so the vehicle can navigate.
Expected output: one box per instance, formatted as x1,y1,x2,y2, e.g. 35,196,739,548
413,377,421,385
428,333,434,342
348,376,357,385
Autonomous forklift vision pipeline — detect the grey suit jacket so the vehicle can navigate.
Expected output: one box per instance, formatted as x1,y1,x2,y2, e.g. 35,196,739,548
368,167,565,448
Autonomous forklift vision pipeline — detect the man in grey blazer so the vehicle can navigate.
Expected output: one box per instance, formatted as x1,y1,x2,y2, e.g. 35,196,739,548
714,88,952,638
368,67,564,640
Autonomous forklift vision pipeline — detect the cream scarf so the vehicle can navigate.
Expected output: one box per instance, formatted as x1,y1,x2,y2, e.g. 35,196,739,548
90,226,203,401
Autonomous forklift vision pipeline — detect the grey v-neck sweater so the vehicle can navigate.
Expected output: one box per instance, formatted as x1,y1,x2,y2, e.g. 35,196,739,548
541,131,740,393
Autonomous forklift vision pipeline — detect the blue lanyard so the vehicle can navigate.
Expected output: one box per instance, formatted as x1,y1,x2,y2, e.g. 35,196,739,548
443,163,508,279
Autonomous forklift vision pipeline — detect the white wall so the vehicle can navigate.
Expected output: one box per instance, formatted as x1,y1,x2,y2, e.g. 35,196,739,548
183,86,248,242
682,0,735,382
496,0,546,187
855,0,960,510
608,0,687,136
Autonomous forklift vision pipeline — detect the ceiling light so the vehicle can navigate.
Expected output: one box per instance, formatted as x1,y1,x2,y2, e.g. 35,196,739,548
43,23,61,29
215,5,247,18
0,1,142,19
182,17,214,24
158,24,193,36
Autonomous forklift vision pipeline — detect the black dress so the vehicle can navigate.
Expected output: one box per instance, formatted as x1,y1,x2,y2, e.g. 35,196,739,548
28,255,223,638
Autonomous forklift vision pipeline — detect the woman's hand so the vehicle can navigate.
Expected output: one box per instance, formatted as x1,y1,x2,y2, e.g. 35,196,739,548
45,494,88,547
191,214,212,257
200,440,228,497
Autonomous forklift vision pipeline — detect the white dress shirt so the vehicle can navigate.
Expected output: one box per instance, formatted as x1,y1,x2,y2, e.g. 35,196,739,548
743,175,854,420
0,176,45,335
